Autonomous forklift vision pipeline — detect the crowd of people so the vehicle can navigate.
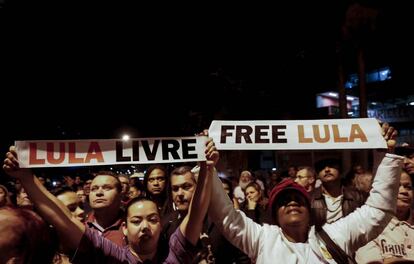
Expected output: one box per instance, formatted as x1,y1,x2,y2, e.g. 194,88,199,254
0,123,413,263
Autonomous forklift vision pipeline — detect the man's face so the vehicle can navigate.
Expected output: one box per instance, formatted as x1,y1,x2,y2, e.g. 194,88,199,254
147,169,166,195
76,189,87,204
240,172,252,184
276,191,310,228
83,180,92,195
75,176,82,185
171,172,196,212
118,176,130,195
239,171,252,189
123,200,161,255
89,175,121,211
288,167,297,178
318,166,340,184
397,171,413,211
294,169,313,191
57,191,85,223
403,153,414,176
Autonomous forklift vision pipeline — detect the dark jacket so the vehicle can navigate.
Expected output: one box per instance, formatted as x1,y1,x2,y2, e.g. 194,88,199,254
311,186,368,228
160,211,250,264
240,202,270,225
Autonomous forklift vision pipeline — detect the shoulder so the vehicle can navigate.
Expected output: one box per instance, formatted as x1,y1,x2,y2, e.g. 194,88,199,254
311,187,323,199
343,186,367,201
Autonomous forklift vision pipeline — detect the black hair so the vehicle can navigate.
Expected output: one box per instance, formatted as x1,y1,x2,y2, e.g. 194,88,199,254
314,158,342,173
124,197,159,223
143,165,168,193
51,186,75,196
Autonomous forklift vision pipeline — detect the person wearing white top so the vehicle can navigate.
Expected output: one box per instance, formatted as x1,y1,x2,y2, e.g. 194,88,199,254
208,123,403,263
355,170,414,263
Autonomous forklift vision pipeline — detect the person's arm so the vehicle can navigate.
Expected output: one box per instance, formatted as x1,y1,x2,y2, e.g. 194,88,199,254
208,163,264,260
207,154,264,260
323,124,402,256
179,137,216,245
372,122,397,176
164,137,219,264
3,146,85,249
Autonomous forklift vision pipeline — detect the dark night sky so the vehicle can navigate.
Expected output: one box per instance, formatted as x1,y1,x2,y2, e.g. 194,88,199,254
1,1,410,151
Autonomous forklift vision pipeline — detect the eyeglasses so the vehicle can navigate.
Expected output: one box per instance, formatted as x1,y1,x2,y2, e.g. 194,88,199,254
148,177,166,183
295,175,310,180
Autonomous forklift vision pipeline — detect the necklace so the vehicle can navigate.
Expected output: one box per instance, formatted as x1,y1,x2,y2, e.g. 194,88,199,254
325,195,342,213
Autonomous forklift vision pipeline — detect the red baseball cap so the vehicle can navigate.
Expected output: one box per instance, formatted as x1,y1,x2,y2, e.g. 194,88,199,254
268,178,311,217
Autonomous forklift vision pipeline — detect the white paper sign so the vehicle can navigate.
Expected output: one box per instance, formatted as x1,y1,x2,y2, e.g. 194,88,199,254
15,136,207,168
208,118,386,150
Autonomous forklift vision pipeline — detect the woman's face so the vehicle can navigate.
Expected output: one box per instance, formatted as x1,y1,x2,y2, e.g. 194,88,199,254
276,191,310,228
245,186,260,203
17,188,33,207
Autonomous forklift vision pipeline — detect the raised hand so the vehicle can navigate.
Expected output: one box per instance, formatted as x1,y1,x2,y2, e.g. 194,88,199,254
205,138,219,168
3,146,32,179
381,122,397,153
198,129,219,168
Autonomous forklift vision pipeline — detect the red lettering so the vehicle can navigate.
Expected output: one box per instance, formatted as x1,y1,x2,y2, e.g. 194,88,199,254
85,142,104,163
68,142,84,164
29,143,45,165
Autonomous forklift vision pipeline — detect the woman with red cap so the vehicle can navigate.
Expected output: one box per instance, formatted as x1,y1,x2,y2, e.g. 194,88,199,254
208,124,403,263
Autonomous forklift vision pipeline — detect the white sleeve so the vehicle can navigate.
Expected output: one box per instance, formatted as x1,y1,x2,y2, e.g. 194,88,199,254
323,153,403,255
208,171,264,260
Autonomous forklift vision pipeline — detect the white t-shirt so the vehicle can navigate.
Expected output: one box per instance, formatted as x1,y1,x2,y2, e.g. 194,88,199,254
286,240,329,263
356,216,414,263
323,194,343,224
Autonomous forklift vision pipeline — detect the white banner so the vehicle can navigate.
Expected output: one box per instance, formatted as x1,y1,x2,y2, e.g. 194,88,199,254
208,118,387,150
15,136,207,168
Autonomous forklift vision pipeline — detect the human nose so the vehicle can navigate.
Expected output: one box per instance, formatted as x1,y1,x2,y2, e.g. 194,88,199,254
95,188,104,196
286,200,299,207
176,187,185,196
294,177,300,183
140,219,150,231
399,185,408,194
